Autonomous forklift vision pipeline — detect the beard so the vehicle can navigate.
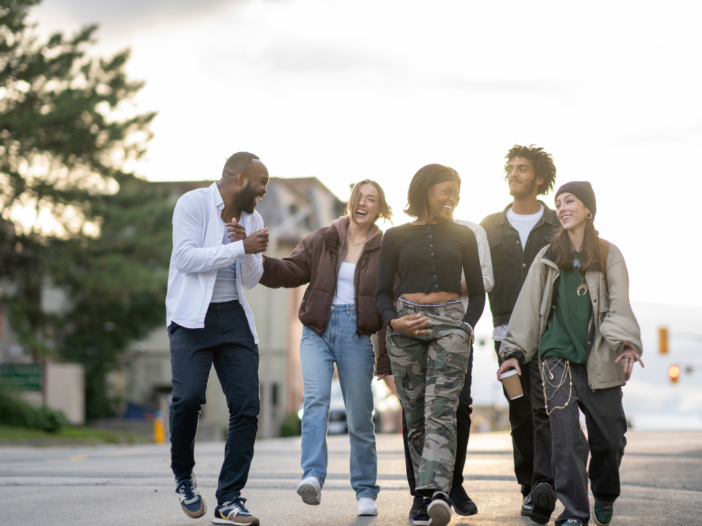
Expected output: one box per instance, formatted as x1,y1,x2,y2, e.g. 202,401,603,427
234,181,260,214
509,177,537,198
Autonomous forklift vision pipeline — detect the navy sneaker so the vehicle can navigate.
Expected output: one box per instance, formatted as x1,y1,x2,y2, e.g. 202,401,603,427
213,498,260,525
593,503,614,526
175,475,206,518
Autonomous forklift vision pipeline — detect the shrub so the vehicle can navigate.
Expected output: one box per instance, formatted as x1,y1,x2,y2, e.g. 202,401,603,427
0,390,69,433
279,412,302,437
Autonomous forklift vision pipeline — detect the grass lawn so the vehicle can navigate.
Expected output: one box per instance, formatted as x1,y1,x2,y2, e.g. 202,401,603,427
0,424,152,445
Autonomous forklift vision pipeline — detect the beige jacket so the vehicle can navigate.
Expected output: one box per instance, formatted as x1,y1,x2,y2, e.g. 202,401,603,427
499,242,642,390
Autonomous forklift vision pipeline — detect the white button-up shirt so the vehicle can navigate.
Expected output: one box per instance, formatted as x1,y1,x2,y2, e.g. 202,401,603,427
166,182,264,343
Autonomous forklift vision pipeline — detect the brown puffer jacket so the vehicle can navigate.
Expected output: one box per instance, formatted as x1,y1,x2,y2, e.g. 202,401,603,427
259,216,390,375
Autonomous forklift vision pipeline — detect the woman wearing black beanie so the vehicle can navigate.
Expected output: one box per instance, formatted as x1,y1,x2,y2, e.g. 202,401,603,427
496,181,643,526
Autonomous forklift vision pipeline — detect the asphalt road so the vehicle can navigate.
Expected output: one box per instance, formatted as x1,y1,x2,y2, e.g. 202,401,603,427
1,430,700,526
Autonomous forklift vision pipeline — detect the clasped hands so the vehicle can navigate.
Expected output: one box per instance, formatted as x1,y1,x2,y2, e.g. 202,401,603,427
226,218,269,254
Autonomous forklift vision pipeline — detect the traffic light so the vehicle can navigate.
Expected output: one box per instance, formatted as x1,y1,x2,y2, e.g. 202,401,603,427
659,327,669,354
669,365,680,384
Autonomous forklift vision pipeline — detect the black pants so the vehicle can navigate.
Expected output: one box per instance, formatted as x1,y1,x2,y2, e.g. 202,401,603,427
169,300,260,505
544,358,627,526
402,345,473,495
495,341,553,497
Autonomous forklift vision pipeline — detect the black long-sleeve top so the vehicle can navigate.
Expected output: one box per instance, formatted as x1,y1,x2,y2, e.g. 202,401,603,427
376,220,486,328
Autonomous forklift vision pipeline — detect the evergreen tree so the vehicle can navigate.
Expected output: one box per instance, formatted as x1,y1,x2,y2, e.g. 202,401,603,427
0,0,173,418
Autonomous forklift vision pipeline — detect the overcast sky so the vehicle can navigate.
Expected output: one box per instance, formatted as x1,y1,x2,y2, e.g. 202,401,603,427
32,0,702,308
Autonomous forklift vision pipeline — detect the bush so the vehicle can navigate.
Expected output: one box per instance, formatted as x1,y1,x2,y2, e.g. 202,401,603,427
0,390,69,433
279,412,302,437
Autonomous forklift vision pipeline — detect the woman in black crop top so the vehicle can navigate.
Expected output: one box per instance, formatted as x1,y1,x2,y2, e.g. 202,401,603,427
376,164,485,526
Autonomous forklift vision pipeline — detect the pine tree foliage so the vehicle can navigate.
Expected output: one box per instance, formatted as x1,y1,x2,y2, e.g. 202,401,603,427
0,0,174,418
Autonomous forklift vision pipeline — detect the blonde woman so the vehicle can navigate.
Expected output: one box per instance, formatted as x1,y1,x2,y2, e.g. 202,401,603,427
258,180,392,517
498,182,643,526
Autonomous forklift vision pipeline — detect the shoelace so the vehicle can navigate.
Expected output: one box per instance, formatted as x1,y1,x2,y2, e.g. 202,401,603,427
220,498,250,517
177,476,199,505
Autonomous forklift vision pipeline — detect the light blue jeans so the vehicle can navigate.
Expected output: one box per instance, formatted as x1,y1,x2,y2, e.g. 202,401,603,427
299,304,379,500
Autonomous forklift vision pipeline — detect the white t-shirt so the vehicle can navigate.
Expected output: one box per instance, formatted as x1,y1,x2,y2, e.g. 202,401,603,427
210,223,239,303
495,205,545,341
332,262,356,305
506,204,544,248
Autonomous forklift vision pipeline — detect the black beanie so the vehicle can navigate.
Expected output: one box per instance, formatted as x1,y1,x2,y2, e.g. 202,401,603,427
555,181,596,218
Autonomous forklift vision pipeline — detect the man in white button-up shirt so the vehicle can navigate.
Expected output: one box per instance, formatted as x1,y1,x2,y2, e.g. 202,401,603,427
167,152,269,525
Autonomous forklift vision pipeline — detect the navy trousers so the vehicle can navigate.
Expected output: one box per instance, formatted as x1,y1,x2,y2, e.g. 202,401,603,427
168,300,260,504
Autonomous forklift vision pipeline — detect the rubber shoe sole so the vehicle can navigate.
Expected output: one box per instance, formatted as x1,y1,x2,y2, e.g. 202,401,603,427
181,499,207,519
212,516,260,526
428,499,452,526
297,480,321,505
530,484,556,525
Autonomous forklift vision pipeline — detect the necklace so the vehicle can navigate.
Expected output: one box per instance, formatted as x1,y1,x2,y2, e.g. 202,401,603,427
541,359,573,415
571,250,588,296
346,233,365,246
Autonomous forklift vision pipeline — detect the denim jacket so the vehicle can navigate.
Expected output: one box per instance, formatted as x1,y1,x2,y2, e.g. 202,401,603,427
480,201,559,327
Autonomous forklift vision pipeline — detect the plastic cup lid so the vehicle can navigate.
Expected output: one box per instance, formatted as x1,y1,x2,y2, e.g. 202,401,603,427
500,369,519,379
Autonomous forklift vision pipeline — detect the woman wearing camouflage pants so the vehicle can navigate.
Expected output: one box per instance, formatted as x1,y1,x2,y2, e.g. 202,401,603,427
376,164,485,526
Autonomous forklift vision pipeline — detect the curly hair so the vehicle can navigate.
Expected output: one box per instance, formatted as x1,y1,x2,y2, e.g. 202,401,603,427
504,145,556,195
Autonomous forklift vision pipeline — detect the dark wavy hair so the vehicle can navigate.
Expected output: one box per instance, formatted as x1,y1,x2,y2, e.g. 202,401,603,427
504,145,556,195
404,164,461,218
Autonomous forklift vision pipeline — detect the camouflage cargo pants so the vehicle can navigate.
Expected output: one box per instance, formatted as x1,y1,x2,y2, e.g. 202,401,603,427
386,298,472,496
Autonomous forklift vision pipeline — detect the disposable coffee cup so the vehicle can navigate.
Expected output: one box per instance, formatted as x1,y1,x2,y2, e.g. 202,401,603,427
500,369,523,400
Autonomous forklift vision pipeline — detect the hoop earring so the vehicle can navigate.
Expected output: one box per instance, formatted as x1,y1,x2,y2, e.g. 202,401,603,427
586,212,593,220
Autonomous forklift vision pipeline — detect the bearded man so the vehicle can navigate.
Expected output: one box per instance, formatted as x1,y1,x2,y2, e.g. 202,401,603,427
166,152,270,526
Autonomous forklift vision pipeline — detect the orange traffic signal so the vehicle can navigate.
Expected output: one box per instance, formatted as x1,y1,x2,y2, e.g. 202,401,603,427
659,327,669,354
669,365,680,383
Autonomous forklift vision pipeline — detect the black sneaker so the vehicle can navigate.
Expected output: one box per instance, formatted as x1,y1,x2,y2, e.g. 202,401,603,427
409,495,425,520
449,484,478,516
175,474,206,519
427,491,452,526
521,492,533,516
530,482,556,525
413,499,431,526
213,498,260,525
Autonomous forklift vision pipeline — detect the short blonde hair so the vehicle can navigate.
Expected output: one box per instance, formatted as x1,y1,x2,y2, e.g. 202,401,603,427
346,180,392,224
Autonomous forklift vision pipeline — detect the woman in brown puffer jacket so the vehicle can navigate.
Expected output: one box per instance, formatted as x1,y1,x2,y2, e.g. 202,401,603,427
259,179,392,517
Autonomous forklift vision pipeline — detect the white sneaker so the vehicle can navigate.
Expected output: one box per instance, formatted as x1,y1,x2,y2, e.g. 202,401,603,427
358,497,378,516
297,477,322,505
